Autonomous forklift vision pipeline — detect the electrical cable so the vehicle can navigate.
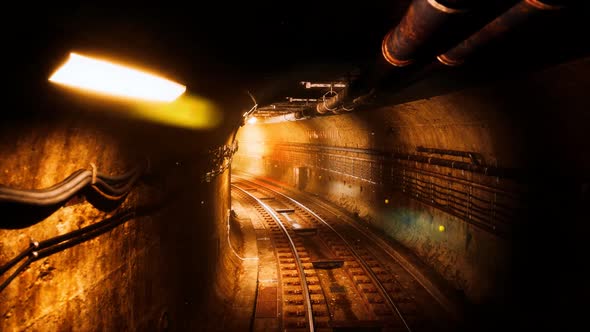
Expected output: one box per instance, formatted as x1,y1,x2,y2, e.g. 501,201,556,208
0,171,91,200
226,210,258,261
0,159,155,293
36,211,135,259
0,176,91,205
97,167,138,183
90,185,129,201
0,210,137,293
0,161,147,206
93,170,142,195
0,246,34,275
0,257,34,293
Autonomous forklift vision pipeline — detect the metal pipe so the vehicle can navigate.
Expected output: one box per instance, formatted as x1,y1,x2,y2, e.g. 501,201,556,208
280,142,521,179
261,0,474,122
417,146,477,158
256,111,305,124
437,0,564,66
287,97,318,103
382,0,471,67
397,151,516,178
301,82,347,89
416,146,482,164
314,89,349,115
251,0,563,123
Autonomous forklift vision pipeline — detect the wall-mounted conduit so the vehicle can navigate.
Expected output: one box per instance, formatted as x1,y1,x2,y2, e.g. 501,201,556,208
276,142,522,179
416,146,484,165
0,161,152,292
0,161,148,205
0,209,141,293
237,142,524,235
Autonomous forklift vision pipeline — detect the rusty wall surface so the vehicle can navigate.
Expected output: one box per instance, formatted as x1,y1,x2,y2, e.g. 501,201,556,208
195,138,247,332
0,117,161,331
233,57,590,309
0,111,238,331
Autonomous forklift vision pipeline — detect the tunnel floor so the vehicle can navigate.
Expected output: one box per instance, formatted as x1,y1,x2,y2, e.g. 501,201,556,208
229,174,465,332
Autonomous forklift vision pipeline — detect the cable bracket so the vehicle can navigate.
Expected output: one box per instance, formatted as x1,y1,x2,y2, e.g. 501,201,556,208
90,163,98,184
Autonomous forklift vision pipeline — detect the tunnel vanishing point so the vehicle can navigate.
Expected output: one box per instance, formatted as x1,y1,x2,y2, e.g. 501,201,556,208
1,1,589,331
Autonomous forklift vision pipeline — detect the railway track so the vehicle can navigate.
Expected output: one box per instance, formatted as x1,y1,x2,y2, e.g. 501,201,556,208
232,177,456,331
233,185,324,331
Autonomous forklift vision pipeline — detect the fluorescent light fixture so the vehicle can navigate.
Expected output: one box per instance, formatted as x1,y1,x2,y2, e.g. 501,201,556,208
49,52,186,102
247,116,258,124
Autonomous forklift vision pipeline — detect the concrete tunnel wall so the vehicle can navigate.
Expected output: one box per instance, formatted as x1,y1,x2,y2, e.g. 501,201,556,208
233,58,590,308
0,108,242,331
1,56,588,330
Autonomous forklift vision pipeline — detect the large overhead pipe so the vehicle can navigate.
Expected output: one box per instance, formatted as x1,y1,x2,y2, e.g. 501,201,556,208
382,0,472,67
282,0,474,120
302,0,474,118
255,0,564,124
437,0,564,66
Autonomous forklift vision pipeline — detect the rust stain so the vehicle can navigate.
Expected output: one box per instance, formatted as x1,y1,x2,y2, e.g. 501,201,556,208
255,285,277,318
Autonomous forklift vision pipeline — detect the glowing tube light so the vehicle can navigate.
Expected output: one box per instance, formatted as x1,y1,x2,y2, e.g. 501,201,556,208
49,53,186,102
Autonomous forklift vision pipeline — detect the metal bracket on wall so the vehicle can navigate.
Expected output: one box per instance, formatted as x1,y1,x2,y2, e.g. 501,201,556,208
203,141,239,183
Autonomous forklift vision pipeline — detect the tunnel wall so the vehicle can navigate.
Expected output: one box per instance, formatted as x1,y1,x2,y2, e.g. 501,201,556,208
233,58,590,304
0,113,239,331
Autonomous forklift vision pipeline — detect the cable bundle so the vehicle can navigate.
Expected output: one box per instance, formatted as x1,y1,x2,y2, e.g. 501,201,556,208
0,161,152,293
0,210,136,292
0,161,147,205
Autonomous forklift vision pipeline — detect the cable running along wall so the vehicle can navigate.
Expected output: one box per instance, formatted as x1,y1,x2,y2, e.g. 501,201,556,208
0,161,148,205
237,142,524,236
0,161,150,292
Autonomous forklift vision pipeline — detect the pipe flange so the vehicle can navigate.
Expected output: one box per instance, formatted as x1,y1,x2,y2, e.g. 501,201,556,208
317,90,338,114
525,0,565,10
89,163,98,184
381,33,414,67
427,0,469,14
436,53,463,67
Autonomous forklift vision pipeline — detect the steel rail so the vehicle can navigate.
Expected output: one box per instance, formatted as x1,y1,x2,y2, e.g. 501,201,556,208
235,173,462,322
232,184,315,332
234,178,412,332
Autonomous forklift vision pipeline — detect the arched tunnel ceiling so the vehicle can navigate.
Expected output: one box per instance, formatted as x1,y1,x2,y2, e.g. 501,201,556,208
0,3,588,331
4,1,589,128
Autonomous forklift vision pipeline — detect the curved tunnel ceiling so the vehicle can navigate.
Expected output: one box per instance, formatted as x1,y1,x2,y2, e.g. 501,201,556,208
5,1,589,127
1,2,589,331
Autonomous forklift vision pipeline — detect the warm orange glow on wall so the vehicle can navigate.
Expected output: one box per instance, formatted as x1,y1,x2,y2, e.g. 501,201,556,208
49,53,186,102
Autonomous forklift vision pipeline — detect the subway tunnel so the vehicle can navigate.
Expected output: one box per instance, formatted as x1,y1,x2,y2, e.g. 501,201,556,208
1,1,589,331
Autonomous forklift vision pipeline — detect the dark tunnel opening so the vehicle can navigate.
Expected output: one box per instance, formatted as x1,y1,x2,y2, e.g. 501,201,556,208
1,1,589,331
